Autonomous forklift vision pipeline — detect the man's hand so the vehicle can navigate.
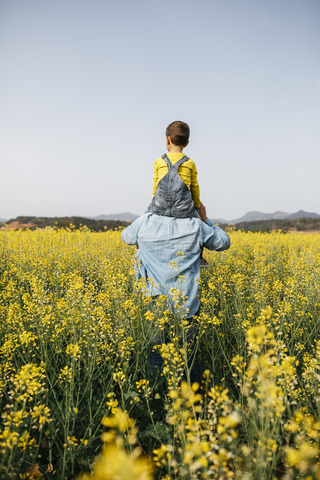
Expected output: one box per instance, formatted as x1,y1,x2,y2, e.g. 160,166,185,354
197,203,208,222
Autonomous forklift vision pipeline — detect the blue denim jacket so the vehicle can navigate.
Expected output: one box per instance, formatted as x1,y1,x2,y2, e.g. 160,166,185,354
121,213,230,317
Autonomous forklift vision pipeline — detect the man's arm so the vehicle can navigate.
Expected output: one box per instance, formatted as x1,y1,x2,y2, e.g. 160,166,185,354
197,203,231,252
121,217,142,245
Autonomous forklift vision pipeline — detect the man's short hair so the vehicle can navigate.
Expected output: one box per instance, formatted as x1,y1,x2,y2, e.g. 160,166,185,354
166,121,190,146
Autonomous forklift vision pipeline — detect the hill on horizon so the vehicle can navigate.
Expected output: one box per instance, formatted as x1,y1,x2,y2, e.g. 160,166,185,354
1,213,320,233
1,210,319,226
89,212,139,222
211,209,320,224
218,216,320,233
0,216,129,232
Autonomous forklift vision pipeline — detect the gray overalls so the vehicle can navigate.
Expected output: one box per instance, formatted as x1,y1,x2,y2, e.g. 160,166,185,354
147,154,200,219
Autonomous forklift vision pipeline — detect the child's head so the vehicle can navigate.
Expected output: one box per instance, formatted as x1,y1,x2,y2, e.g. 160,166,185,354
166,121,190,147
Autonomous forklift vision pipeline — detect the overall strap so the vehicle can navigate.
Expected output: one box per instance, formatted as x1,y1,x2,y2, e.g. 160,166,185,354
162,154,189,172
162,154,173,171
172,155,189,171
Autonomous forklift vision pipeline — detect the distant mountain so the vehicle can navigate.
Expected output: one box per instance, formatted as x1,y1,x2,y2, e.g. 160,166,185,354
230,211,291,223
286,210,320,220
90,212,139,222
0,217,7,223
211,210,320,224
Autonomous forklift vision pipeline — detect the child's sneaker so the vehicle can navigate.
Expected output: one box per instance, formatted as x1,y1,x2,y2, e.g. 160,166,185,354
200,257,210,268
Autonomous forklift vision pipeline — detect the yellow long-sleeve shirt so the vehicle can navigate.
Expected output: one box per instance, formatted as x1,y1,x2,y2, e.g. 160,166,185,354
152,153,201,209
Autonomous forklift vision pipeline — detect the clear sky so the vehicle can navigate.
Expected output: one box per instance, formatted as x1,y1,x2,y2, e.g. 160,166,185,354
1,0,319,221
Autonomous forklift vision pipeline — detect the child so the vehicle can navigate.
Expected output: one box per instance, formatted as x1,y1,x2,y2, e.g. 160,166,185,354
147,120,209,268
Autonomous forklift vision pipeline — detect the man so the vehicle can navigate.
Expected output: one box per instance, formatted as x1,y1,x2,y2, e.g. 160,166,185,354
121,203,230,384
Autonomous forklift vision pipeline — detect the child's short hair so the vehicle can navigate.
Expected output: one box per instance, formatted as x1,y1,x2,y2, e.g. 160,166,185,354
166,121,190,146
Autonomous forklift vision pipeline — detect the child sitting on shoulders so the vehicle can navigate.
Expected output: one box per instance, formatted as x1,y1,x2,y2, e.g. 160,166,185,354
147,120,209,268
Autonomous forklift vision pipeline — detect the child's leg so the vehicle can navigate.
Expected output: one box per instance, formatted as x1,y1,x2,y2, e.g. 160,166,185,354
200,247,210,268
192,210,210,268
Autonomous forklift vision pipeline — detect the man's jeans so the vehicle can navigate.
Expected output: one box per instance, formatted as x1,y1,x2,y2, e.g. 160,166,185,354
149,309,202,387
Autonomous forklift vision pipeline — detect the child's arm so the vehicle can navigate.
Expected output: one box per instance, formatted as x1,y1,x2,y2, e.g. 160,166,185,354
190,161,201,209
152,159,160,197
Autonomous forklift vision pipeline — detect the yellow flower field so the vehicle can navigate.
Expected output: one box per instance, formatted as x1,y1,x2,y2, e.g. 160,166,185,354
0,227,320,479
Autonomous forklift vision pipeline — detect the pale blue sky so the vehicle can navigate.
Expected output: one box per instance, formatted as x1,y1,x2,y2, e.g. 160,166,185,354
1,0,319,220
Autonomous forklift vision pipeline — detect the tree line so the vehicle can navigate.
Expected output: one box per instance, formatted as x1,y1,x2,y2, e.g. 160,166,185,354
1,215,320,233
1,216,129,231
219,216,320,233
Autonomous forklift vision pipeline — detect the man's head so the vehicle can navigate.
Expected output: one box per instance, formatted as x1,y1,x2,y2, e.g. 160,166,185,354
166,121,190,148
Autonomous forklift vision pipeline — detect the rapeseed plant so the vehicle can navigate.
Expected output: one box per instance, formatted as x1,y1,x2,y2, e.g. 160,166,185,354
0,228,320,478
